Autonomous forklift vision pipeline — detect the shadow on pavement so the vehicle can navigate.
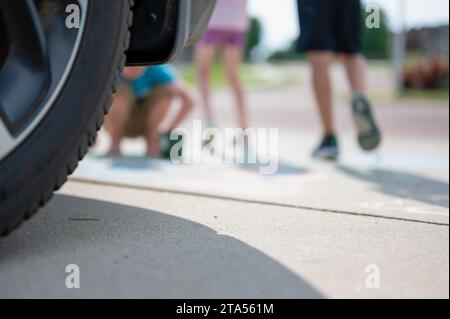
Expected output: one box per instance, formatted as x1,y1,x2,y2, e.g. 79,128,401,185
239,161,309,176
338,166,449,208
271,161,310,175
0,194,323,299
109,156,156,170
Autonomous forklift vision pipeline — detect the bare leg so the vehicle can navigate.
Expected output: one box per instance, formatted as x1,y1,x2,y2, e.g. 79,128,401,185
144,83,194,156
340,53,367,93
106,87,132,155
166,83,194,131
145,94,172,156
195,45,217,127
223,45,248,130
308,52,335,135
341,53,381,151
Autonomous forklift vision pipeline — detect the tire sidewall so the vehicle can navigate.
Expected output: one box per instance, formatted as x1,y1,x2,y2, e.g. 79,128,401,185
0,0,129,226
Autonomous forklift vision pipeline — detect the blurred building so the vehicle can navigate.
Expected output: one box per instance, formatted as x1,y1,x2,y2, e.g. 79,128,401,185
406,25,449,57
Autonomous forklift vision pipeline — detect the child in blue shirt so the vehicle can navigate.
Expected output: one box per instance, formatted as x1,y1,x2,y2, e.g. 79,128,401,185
106,65,193,157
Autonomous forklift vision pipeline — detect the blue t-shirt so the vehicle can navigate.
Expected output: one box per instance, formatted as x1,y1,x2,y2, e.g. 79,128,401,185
131,65,178,98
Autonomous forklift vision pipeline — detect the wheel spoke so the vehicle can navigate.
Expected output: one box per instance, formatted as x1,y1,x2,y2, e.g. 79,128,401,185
0,0,88,161
0,0,50,134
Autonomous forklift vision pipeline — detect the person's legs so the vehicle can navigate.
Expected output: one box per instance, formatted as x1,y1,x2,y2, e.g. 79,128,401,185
334,0,381,151
341,53,381,151
144,83,194,156
106,87,133,155
145,91,172,156
340,53,367,93
165,83,194,131
222,45,248,130
196,44,217,128
297,0,340,159
308,51,341,160
309,51,335,135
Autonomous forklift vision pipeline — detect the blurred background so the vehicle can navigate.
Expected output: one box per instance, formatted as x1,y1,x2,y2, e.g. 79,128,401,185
177,0,449,98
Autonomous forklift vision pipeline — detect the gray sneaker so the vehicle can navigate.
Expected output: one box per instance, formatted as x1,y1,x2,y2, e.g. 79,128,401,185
351,93,382,151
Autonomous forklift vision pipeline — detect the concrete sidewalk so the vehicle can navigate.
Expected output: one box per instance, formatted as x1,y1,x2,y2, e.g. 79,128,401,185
0,180,448,298
73,130,449,226
0,63,448,298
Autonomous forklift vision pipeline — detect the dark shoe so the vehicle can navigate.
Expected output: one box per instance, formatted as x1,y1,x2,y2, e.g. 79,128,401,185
351,93,382,151
312,135,340,160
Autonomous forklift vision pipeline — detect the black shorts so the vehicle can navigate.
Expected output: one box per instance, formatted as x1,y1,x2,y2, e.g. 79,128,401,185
297,0,362,54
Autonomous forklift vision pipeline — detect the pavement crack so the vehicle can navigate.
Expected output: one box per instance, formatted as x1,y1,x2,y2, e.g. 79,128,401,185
68,218,101,222
69,177,449,227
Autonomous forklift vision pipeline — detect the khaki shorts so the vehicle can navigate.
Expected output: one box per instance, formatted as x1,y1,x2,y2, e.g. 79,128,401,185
105,84,171,138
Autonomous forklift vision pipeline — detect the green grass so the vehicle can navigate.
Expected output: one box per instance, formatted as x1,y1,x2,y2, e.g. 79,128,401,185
340,88,449,104
179,63,300,90
400,89,449,101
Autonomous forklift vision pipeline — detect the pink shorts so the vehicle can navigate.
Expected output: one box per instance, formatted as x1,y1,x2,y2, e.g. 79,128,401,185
199,29,247,47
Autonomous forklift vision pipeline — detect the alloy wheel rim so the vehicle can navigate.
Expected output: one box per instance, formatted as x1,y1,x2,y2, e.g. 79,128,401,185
0,0,88,161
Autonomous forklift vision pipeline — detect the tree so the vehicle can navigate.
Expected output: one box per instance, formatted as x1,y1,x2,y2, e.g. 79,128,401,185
245,17,263,61
362,7,391,60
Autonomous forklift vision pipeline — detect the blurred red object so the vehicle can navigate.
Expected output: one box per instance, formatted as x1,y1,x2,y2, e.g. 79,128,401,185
403,57,449,90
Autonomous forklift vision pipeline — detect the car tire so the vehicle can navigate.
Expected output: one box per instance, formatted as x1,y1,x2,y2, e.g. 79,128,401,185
0,0,133,236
